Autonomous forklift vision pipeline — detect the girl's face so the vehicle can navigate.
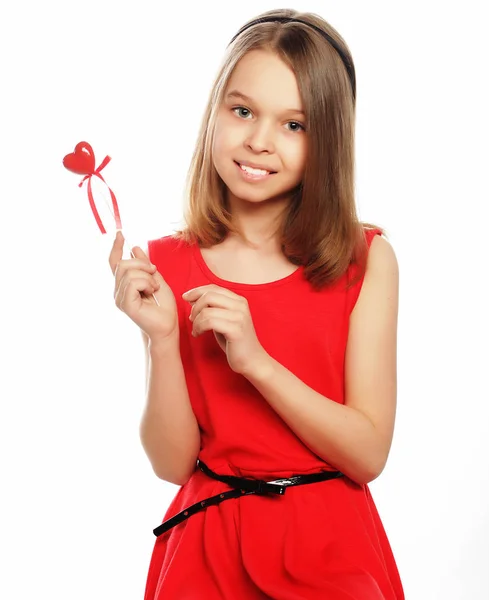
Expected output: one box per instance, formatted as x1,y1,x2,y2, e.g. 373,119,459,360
212,49,307,209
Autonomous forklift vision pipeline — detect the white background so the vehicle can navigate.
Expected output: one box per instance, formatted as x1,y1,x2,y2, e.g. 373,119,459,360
1,1,488,598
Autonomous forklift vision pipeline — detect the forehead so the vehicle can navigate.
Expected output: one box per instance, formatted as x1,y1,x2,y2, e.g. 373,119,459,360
225,50,303,112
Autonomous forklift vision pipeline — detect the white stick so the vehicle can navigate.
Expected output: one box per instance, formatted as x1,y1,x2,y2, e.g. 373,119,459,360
93,179,160,307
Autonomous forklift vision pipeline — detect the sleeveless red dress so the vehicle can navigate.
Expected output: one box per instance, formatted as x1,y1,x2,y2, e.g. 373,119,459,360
144,227,404,599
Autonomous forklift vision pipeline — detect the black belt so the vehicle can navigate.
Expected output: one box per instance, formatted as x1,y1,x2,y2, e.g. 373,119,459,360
153,460,344,538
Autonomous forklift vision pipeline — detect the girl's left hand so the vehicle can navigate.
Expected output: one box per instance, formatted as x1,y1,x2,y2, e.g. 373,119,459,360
182,285,267,376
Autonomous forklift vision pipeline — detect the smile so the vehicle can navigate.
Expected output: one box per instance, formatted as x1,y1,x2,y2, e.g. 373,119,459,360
234,161,277,181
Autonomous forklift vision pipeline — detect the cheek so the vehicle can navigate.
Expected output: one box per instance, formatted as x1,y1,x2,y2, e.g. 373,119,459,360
214,111,234,139
212,132,226,174
212,125,235,163
298,147,308,172
212,125,235,178
212,124,224,154
282,141,307,173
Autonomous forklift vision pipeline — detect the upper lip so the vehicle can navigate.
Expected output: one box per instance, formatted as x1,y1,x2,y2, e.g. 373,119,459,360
236,160,277,173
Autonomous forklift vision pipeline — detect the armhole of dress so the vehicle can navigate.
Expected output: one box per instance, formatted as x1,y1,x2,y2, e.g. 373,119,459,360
347,228,383,316
146,235,189,324
147,236,173,279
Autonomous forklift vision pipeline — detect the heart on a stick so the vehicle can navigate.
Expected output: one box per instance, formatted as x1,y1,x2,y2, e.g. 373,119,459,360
63,142,96,175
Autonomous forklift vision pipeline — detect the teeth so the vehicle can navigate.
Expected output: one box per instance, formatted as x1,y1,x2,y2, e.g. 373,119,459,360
240,163,270,175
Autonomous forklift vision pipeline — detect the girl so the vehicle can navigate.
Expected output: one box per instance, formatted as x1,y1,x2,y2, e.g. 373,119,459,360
109,8,403,599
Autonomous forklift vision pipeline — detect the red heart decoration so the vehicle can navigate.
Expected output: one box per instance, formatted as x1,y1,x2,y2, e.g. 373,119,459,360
63,142,96,175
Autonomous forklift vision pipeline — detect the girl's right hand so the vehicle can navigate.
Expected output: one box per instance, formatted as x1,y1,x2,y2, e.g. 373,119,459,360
108,231,178,342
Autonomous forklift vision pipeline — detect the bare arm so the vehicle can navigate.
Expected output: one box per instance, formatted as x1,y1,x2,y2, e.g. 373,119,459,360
138,247,201,486
242,235,399,485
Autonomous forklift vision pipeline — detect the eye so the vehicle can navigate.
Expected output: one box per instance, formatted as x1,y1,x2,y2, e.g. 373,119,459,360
232,106,252,119
286,121,306,133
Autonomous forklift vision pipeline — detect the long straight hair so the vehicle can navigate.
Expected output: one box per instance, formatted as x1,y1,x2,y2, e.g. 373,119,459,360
173,8,385,291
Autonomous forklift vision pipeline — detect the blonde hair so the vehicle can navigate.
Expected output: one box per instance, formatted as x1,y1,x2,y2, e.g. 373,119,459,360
174,8,386,290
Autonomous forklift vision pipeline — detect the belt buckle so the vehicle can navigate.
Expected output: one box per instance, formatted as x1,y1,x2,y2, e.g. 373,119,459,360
266,477,295,488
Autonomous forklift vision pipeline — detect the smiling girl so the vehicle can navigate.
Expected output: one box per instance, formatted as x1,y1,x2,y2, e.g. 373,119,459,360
109,8,403,599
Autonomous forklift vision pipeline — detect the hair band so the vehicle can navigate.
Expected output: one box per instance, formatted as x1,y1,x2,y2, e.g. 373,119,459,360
228,16,356,100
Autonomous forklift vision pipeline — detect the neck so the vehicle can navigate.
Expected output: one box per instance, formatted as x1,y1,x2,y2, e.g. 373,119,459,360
226,194,289,248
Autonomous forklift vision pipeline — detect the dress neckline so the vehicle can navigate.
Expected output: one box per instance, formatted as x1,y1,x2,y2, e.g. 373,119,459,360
192,243,304,291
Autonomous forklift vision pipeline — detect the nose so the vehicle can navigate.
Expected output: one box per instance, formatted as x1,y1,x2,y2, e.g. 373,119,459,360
244,120,275,154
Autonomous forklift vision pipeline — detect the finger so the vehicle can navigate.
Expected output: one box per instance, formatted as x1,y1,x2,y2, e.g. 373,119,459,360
130,245,160,279
193,307,242,325
183,285,243,302
114,259,157,291
192,313,240,338
115,276,159,309
131,245,150,261
115,258,156,277
116,269,160,296
109,230,125,275
190,291,245,320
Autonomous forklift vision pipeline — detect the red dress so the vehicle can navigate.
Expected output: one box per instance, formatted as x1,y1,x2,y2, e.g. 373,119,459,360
144,228,404,599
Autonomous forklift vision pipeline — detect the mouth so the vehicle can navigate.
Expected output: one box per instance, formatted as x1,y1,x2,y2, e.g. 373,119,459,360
234,161,277,177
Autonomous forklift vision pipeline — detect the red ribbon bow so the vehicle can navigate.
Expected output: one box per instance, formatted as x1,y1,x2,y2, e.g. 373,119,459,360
63,141,122,234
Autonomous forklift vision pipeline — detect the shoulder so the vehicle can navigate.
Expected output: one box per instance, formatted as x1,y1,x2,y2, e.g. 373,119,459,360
148,233,181,250
148,233,189,259
346,229,398,314
147,233,193,283
366,233,399,281
353,232,398,318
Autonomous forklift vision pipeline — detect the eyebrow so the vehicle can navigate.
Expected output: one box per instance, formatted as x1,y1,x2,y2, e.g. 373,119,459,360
225,90,305,116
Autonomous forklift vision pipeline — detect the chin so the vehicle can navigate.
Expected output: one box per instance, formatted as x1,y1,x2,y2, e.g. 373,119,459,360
228,180,274,196
230,189,290,206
